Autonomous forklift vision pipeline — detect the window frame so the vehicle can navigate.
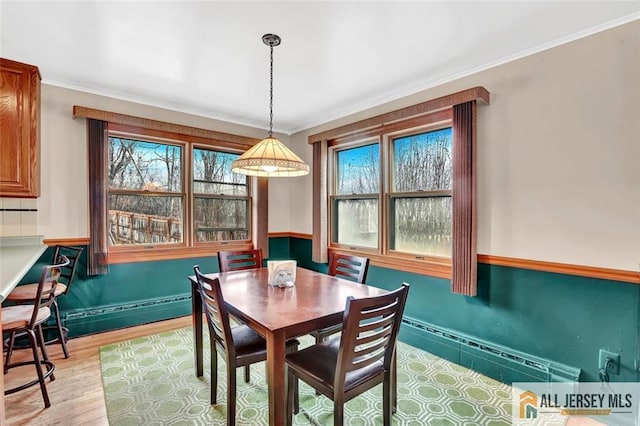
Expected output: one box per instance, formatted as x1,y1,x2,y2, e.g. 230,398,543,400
327,112,454,277
191,144,252,246
386,124,453,259
329,137,382,253
107,132,188,250
105,122,258,264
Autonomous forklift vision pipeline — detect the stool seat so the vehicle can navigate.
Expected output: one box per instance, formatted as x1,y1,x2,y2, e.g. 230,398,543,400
6,283,67,301
3,305,51,331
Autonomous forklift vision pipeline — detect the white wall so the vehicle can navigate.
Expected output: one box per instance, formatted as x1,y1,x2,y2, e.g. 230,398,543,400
287,21,640,271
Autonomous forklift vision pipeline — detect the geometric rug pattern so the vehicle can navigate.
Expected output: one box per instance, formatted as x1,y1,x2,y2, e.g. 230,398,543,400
100,327,513,425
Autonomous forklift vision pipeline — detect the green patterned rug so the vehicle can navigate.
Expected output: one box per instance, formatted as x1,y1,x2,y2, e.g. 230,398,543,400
100,327,513,425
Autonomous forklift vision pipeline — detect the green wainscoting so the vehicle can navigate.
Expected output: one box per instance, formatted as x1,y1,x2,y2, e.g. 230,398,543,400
16,238,640,385
282,237,639,384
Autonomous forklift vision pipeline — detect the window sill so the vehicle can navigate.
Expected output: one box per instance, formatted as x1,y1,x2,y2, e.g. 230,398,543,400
108,243,254,264
329,247,451,279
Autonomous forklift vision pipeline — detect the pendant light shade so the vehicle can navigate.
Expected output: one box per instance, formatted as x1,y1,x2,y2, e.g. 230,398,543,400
232,34,309,177
231,136,309,177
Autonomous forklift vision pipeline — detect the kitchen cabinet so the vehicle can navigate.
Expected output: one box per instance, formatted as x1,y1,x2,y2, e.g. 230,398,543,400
0,58,41,198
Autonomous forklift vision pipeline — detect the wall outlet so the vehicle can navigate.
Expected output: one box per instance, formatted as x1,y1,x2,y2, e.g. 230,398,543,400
598,349,620,375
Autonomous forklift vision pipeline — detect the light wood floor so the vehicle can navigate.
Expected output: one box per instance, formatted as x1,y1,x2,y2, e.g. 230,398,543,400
3,316,192,426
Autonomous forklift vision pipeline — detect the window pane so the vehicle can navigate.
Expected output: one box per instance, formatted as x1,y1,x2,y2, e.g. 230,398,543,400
336,143,379,195
390,197,451,256
109,195,183,245
193,148,247,195
333,199,378,248
108,138,182,191
194,197,249,242
393,128,452,192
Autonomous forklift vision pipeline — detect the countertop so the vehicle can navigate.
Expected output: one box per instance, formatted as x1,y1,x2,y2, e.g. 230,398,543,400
0,235,47,302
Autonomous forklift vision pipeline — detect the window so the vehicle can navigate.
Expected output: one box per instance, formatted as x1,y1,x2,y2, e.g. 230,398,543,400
332,143,379,249
329,121,453,265
108,137,185,246
312,87,488,293
78,106,268,266
389,127,452,257
192,147,249,243
105,126,256,261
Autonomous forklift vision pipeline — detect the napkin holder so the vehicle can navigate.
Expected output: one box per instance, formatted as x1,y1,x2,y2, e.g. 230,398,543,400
267,260,296,288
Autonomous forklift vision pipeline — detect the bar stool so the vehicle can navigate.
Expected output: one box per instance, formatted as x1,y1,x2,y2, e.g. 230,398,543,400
3,256,70,408
5,245,83,359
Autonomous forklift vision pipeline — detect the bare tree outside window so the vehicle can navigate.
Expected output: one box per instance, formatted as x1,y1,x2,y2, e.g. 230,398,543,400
193,148,249,242
108,138,184,245
333,144,379,248
391,128,452,256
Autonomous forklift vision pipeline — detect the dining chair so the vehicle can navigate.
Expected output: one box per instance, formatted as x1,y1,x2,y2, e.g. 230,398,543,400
216,248,263,382
285,283,409,426
217,248,263,272
5,245,83,359
193,265,299,426
3,255,70,408
310,254,370,345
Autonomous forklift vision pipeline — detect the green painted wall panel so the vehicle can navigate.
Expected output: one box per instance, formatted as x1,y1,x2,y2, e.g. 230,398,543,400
399,325,460,362
268,237,291,260
287,237,640,383
20,238,639,385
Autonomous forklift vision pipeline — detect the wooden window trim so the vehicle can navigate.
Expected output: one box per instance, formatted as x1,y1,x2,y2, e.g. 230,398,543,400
76,107,268,265
74,106,260,150
309,87,488,144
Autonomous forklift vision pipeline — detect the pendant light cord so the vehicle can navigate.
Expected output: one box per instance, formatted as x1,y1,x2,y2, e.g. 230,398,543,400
269,42,274,138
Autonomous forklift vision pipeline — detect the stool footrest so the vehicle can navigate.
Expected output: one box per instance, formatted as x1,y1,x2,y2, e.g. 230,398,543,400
3,326,68,351
4,360,55,395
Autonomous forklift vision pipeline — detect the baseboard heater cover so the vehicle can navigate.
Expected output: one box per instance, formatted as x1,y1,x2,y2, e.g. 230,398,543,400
65,294,192,321
401,316,581,383
62,294,191,336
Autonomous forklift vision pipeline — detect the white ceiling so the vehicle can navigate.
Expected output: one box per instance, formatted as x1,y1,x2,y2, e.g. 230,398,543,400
1,1,638,135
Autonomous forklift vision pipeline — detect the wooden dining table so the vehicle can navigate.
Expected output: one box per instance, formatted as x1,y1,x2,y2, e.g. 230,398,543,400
188,266,388,426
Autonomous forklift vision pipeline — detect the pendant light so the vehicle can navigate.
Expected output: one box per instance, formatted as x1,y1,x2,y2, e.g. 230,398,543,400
232,34,309,177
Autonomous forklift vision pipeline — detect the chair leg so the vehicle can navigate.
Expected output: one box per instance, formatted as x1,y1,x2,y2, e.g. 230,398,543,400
36,325,55,382
294,377,299,414
28,329,51,408
334,396,344,426
227,365,237,426
210,343,218,404
4,331,16,373
286,368,295,426
52,298,69,358
244,365,250,383
314,332,322,396
392,350,397,413
383,374,392,426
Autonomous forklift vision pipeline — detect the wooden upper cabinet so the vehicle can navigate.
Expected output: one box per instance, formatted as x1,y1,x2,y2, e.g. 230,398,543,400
0,58,41,198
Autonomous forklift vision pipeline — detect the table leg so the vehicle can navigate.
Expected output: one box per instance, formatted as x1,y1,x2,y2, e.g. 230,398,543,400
265,331,287,426
191,281,203,377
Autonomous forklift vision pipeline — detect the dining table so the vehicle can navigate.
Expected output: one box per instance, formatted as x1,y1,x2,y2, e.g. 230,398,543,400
188,266,389,426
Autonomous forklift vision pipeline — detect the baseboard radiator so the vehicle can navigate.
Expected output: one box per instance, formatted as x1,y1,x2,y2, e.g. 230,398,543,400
400,316,581,384
63,294,192,337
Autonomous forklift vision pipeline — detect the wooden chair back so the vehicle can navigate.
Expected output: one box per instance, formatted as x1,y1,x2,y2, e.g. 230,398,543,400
335,283,409,388
217,249,263,272
53,245,83,295
30,255,70,328
328,254,370,284
193,266,235,358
